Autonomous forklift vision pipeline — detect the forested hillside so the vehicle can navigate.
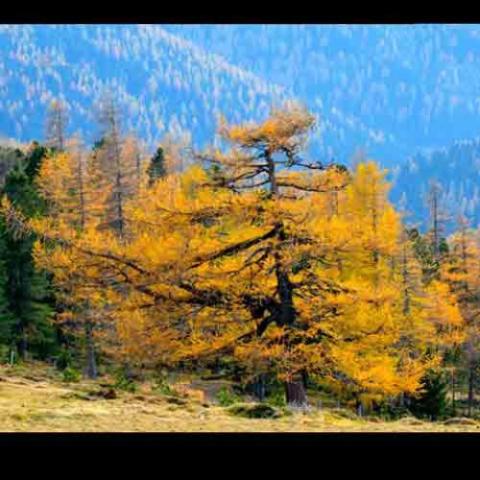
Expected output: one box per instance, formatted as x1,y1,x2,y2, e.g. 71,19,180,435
391,139,480,231
4,24,480,162
3,25,480,230
166,25,480,161
0,25,287,150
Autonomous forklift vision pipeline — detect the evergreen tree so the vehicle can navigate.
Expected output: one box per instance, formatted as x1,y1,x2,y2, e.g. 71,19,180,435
0,232,14,349
0,143,55,360
147,146,166,185
0,146,24,186
410,370,448,420
408,227,447,283
24,142,50,180
440,216,480,416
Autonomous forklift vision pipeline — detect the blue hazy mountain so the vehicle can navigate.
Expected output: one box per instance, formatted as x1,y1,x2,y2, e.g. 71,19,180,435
390,138,480,231
2,24,480,230
0,25,289,150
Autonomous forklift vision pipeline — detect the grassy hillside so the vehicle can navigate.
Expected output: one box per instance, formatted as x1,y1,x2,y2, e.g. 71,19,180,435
0,362,479,432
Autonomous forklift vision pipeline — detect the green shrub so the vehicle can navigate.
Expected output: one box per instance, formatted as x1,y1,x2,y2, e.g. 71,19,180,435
150,370,177,396
55,348,73,371
0,346,19,365
114,369,137,393
376,402,411,421
0,345,12,364
115,377,137,393
216,386,241,406
62,367,81,383
153,379,175,396
228,403,281,419
266,389,286,407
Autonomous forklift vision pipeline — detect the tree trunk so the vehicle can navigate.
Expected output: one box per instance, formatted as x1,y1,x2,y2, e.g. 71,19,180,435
124,362,134,380
451,369,456,416
468,365,475,417
301,369,309,389
85,322,97,379
9,349,15,365
285,380,308,407
17,327,28,361
254,374,266,401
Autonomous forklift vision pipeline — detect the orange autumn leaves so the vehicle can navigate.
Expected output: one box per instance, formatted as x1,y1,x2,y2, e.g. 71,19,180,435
16,104,469,403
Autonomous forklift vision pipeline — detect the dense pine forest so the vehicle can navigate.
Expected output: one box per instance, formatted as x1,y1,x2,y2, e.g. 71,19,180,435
1,95,480,432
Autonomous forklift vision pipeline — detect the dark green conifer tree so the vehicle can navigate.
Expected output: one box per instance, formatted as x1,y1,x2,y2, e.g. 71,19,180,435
410,371,448,420
0,143,56,361
147,146,166,185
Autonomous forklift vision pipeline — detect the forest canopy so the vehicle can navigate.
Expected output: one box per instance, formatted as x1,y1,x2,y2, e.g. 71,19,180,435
0,100,477,417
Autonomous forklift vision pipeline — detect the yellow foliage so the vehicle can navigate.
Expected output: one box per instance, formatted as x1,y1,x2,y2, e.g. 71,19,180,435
25,106,460,404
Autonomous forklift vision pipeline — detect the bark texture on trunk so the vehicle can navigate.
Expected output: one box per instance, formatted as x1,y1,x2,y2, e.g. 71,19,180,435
285,380,308,407
253,374,266,401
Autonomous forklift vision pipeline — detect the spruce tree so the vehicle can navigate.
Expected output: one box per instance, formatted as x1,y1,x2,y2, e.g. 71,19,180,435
0,143,56,360
0,232,14,350
147,146,166,185
410,371,448,420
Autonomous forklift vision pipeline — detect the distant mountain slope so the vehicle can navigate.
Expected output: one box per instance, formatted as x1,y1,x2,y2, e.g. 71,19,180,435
165,25,480,163
0,25,289,150
391,139,480,232
3,25,480,230
3,25,480,164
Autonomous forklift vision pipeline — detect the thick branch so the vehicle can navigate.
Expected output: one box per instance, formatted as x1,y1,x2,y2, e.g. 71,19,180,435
189,223,281,269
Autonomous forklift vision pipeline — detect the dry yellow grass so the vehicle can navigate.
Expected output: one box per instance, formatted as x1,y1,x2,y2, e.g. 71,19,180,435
0,363,479,432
